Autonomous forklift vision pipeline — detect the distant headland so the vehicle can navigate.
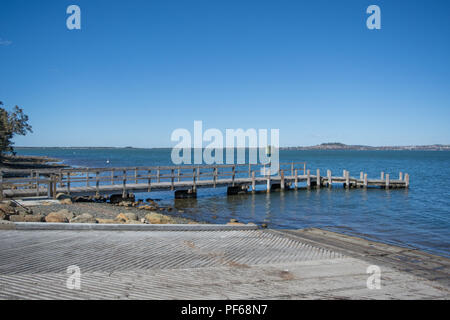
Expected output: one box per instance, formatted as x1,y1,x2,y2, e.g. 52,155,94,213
282,143,450,151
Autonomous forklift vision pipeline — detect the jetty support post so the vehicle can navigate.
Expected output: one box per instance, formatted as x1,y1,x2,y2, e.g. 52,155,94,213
157,167,160,183
251,171,256,192
266,168,271,193
47,177,52,198
327,170,332,188
381,171,384,180
147,170,151,192
0,171,3,201
171,169,175,191
232,165,236,186
95,171,100,196
385,174,390,189
364,173,368,188
294,169,298,190
213,167,217,188
405,173,409,188
192,168,197,192
345,170,350,189
399,172,403,181
35,171,39,196
316,169,321,188
280,170,285,190
307,170,311,189
67,172,71,194
122,170,127,198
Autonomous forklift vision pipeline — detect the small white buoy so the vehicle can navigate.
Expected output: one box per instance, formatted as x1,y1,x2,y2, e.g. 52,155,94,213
106,160,110,164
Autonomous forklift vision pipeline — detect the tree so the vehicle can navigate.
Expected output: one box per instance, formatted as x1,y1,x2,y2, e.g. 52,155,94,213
0,101,33,157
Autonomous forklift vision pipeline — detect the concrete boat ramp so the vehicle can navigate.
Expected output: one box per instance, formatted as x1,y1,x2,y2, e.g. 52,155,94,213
0,225,448,300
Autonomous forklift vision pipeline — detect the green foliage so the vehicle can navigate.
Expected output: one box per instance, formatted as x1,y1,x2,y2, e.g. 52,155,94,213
0,101,33,156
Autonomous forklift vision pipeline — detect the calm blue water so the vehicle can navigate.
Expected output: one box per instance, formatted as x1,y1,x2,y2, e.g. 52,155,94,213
15,148,450,258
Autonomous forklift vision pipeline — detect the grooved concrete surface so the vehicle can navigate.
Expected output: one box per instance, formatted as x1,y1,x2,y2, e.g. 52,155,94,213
0,229,448,299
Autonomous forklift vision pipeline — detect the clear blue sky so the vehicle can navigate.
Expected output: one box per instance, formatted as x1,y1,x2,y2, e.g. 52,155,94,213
1,0,449,147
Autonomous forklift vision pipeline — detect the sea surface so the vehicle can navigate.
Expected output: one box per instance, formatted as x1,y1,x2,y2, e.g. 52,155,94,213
15,147,450,258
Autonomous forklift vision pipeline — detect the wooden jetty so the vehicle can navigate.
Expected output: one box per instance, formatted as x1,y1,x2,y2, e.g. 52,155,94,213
0,162,409,200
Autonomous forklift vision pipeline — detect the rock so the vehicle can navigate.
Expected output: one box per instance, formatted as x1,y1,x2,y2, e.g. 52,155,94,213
229,218,238,223
125,220,143,224
0,202,17,215
73,196,91,203
118,201,133,207
0,220,15,230
45,209,74,223
0,211,7,220
109,194,135,204
96,218,117,224
10,214,44,222
59,198,73,205
144,212,176,224
70,213,97,223
55,193,71,200
261,223,268,228
115,212,138,223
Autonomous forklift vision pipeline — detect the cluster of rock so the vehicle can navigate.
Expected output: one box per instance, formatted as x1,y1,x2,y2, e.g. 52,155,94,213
1,202,178,225
55,193,174,213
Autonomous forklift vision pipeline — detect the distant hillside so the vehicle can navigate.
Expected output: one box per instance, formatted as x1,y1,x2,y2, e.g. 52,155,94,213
283,143,450,151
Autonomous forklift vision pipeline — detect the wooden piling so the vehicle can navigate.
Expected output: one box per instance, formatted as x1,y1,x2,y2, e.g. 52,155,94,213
67,172,71,194
35,171,39,197
0,172,3,201
171,169,175,190
364,173,368,187
345,171,350,189
385,174,390,189
266,169,271,193
96,171,100,196
147,170,151,192
232,166,236,186
316,169,321,188
192,168,197,192
122,170,127,197
281,170,285,190
307,170,311,188
405,173,409,188
399,172,403,181
381,172,384,180
327,170,332,187
252,171,256,192
294,169,298,190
